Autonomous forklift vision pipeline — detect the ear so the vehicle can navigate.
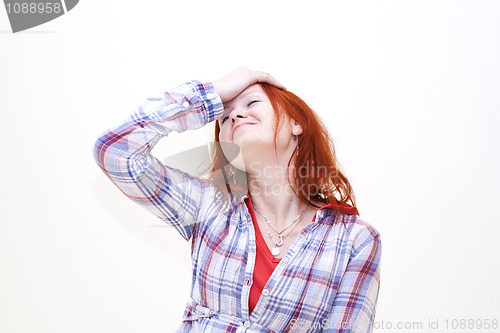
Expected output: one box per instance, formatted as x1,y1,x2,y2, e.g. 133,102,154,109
291,119,303,136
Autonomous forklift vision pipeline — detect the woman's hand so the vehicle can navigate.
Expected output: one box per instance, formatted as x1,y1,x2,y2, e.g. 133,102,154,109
212,67,285,103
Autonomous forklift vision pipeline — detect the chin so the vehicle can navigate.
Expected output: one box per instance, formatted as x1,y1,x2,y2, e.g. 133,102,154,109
225,147,261,172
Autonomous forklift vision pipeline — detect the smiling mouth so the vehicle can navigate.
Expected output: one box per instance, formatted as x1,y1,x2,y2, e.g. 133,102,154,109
232,123,256,136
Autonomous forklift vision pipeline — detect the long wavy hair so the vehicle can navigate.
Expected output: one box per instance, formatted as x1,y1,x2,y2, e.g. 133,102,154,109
207,83,357,224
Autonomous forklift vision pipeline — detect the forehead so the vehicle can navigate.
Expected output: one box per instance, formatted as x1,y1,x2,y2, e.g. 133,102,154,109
223,84,267,109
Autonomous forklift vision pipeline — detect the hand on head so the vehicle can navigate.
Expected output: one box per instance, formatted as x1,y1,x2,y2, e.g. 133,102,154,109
213,67,285,103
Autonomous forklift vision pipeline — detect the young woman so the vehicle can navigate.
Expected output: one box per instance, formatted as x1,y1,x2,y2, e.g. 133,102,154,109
94,67,382,332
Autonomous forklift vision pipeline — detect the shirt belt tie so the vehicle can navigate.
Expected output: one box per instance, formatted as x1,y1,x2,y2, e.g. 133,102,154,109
182,298,244,325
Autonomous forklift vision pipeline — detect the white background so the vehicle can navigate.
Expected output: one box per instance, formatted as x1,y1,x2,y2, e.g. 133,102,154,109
1,1,499,332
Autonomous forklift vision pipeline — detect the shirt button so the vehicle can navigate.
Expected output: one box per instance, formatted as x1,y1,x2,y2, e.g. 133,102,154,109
262,288,270,296
182,101,190,108
206,92,215,99
282,257,289,264
243,321,251,328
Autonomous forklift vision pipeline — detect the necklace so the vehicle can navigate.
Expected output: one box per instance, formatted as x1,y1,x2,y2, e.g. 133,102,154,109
253,204,307,257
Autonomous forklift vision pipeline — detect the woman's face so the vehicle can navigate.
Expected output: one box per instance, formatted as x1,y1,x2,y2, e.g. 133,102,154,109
218,84,301,172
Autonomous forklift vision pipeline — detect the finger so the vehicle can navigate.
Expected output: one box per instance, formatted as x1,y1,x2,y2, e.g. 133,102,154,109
267,75,286,90
254,71,286,90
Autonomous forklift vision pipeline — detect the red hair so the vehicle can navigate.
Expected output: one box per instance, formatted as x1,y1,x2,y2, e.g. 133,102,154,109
208,83,357,223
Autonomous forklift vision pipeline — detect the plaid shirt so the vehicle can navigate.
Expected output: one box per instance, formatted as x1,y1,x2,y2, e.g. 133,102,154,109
94,81,382,332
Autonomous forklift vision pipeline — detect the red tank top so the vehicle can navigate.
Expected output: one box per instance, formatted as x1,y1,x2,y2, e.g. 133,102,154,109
244,195,359,314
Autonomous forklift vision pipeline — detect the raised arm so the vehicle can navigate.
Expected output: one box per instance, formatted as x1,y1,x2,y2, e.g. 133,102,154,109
93,68,284,241
93,80,223,240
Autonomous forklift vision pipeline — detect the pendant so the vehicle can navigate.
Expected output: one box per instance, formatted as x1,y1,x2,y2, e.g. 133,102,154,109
271,247,280,257
277,234,284,246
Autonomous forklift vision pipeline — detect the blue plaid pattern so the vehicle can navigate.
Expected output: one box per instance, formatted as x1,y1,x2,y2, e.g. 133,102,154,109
94,81,382,332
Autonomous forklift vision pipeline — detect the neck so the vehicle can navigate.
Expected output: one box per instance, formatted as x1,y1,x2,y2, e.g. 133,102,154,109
246,163,309,230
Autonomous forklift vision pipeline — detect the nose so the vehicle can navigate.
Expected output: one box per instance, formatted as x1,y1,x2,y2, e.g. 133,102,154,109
229,109,247,125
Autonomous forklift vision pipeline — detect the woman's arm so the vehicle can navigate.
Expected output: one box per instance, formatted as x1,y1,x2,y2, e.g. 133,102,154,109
93,80,223,241
322,226,382,332
93,67,284,241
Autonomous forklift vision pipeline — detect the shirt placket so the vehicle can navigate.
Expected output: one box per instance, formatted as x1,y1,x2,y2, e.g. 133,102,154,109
246,209,324,330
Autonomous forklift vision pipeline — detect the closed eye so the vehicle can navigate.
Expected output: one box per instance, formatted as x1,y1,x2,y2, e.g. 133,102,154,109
221,115,229,124
248,100,261,106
